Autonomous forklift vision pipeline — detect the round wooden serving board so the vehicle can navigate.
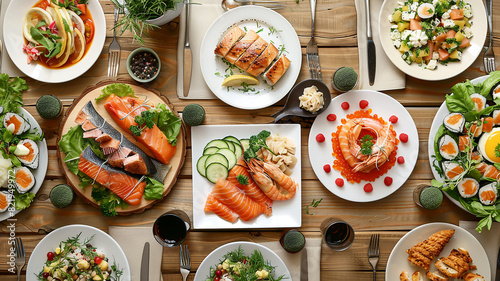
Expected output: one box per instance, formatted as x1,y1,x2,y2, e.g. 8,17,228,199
56,80,186,215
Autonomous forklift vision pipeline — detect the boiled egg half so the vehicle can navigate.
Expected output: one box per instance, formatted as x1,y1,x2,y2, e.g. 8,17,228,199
417,3,435,19
478,127,500,163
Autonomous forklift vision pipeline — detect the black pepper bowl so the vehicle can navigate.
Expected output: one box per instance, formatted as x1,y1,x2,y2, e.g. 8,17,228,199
126,47,161,83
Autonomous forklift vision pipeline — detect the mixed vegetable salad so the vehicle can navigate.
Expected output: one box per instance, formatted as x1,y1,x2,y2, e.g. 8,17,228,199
36,233,123,281
389,0,473,70
206,247,284,281
432,71,500,232
0,74,44,211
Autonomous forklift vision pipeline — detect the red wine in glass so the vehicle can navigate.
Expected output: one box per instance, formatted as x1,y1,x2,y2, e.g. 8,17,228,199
321,218,354,251
153,213,188,247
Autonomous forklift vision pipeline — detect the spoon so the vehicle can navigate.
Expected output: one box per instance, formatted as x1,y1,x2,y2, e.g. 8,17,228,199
271,79,331,123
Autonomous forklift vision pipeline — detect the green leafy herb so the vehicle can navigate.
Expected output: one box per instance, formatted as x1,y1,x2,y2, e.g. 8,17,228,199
243,130,274,161
0,74,28,116
256,28,263,33
30,24,62,59
268,26,282,35
306,198,323,215
13,190,35,210
495,143,500,158
91,186,128,217
154,104,182,146
144,177,164,200
58,126,103,174
129,110,156,136
238,82,256,93
446,80,476,113
360,135,374,155
96,83,137,101
236,174,249,185
51,0,87,15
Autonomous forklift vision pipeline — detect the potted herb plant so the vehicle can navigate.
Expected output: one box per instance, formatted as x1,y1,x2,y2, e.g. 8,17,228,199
111,0,184,44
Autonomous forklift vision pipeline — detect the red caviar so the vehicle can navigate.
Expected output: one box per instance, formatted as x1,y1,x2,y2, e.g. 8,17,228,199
331,109,398,183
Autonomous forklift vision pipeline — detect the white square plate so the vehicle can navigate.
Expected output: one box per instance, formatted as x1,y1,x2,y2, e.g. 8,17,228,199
191,124,301,229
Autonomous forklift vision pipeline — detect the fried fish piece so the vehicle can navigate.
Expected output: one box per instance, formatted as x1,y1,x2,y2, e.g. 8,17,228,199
406,229,455,270
426,271,449,281
462,272,485,281
400,271,410,281
435,248,476,278
411,271,424,281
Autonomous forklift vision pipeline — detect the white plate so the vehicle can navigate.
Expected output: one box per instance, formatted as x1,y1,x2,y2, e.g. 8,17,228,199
427,75,488,213
0,108,47,222
3,0,106,83
191,124,301,229
386,222,491,281
378,0,487,81
308,90,419,202
26,224,131,280
200,6,301,110
193,241,290,281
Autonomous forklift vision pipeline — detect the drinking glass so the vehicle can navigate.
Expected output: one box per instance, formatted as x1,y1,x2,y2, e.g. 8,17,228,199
153,210,191,247
320,217,355,251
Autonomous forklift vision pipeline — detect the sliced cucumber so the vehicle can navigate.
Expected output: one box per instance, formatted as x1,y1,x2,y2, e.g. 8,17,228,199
225,140,235,153
197,155,209,177
205,163,229,183
205,153,229,168
223,136,241,145
204,139,228,150
233,142,243,159
203,147,219,155
216,148,237,170
240,138,250,151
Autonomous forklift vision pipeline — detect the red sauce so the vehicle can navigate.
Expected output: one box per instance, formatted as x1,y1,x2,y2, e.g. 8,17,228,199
30,0,94,69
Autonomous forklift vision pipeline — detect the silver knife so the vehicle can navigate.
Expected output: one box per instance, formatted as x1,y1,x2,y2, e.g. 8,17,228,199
300,248,308,281
365,0,376,86
183,1,192,97
141,242,150,281
496,244,500,281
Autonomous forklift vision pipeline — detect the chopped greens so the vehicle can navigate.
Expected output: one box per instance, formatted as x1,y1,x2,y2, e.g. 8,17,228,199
360,135,374,156
306,198,323,215
236,174,249,185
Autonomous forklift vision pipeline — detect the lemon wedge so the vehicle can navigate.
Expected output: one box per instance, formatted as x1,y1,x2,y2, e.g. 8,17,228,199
222,75,259,87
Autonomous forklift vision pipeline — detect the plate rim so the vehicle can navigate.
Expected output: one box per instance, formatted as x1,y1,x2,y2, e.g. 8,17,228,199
199,5,302,110
193,241,291,281
385,222,491,281
191,123,302,229
3,0,106,83
26,224,131,280
308,89,420,202
378,0,488,81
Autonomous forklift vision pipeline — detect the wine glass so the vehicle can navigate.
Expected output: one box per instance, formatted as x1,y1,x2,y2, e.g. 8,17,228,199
153,210,191,247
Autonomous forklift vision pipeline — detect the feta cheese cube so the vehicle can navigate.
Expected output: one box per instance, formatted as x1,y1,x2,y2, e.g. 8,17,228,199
450,5,458,10
433,18,441,27
390,30,401,40
393,39,402,48
410,2,418,11
443,19,455,28
432,51,439,60
401,30,412,40
464,4,473,18
457,51,462,61
442,11,450,19
462,26,473,39
402,52,413,65
391,25,398,30
402,11,416,21
427,59,438,70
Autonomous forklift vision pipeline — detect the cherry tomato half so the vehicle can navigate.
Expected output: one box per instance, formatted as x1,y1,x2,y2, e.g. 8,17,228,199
94,256,102,265
84,19,95,44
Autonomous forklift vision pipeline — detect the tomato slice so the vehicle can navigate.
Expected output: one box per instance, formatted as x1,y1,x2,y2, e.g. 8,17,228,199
84,19,95,44
37,0,50,10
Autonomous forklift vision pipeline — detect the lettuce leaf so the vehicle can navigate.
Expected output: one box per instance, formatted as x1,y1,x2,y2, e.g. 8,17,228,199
479,71,500,97
58,126,103,174
13,191,35,210
154,104,182,146
96,83,137,101
0,74,28,115
446,80,475,113
144,177,164,200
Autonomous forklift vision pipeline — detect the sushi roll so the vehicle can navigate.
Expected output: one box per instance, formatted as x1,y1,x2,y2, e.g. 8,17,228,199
458,135,470,152
0,191,11,212
457,178,479,198
442,161,465,180
482,116,494,133
3,113,30,135
493,110,500,125
478,183,498,205
16,139,39,169
467,121,483,137
470,94,487,112
471,151,483,162
14,166,35,194
443,112,465,133
439,135,459,160
491,82,500,100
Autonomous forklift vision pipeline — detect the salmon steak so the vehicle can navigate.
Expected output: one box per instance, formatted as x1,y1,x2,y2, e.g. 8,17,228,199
78,146,146,205
104,94,176,165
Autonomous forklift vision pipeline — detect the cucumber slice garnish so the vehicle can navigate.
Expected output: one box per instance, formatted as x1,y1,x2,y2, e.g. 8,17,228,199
223,136,241,145
204,139,229,150
240,139,250,151
205,153,229,169
197,155,209,177
203,147,219,155
215,148,237,170
206,163,229,183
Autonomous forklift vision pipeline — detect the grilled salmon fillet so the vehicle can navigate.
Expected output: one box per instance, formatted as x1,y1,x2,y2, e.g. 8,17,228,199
225,30,259,64
247,43,278,77
263,54,290,85
235,37,268,71
214,26,245,58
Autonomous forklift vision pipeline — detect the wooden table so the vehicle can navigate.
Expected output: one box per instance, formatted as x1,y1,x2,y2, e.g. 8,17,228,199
1,0,499,280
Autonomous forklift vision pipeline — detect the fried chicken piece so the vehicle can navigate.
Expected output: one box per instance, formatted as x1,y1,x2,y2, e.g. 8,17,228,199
412,271,424,281
462,272,485,281
406,229,455,270
435,248,476,278
400,271,410,281
426,271,449,281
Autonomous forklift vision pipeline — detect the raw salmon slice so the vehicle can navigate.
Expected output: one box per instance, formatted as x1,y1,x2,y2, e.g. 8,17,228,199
211,178,265,221
104,94,176,165
227,157,272,216
78,147,145,205
204,194,239,223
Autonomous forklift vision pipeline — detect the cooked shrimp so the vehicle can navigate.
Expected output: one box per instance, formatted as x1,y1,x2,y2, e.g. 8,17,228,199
338,117,396,173
246,158,297,200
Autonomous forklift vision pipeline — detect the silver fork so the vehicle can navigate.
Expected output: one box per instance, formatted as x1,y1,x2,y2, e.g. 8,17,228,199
180,245,191,281
222,0,286,11
14,237,26,281
368,234,379,281
483,0,495,74
306,0,321,80
108,6,121,77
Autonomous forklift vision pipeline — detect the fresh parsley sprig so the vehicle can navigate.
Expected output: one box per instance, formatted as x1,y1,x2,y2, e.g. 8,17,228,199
236,174,249,185
243,130,274,161
306,198,322,215
360,135,374,156
129,110,155,136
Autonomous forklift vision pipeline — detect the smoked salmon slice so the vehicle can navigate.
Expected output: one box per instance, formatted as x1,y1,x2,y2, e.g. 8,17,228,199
78,147,145,205
204,194,239,223
211,178,265,221
227,157,273,216
104,94,176,165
